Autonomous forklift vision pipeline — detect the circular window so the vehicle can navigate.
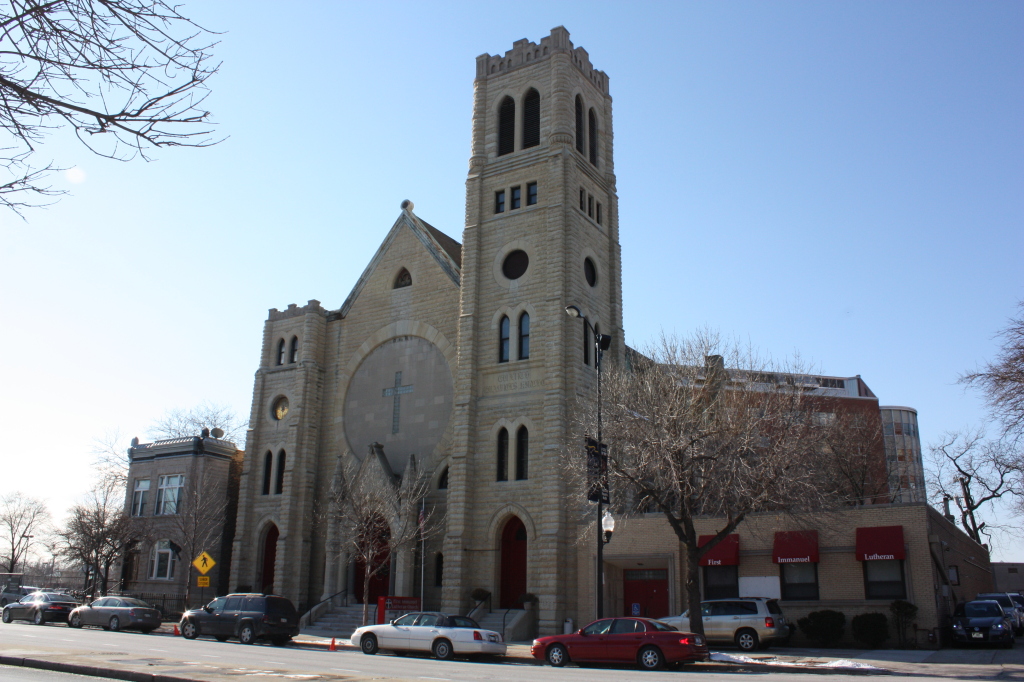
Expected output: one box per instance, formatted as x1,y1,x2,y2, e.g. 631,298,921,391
584,257,597,287
502,250,529,279
272,397,289,421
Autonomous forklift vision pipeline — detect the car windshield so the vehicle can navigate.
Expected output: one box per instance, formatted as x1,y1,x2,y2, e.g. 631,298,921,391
648,620,677,632
1011,595,1024,607
961,603,1002,618
979,594,1012,607
393,613,420,626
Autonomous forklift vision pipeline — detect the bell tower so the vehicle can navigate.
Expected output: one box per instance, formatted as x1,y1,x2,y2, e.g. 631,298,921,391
444,27,623,633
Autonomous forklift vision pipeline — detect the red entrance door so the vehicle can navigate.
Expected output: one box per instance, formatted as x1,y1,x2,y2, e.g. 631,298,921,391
260,524,279,593
353,550,391,605
500,517,527,609
622,569,669,618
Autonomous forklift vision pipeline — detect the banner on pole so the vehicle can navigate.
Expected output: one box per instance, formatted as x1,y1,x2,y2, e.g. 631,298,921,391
586,437,609,503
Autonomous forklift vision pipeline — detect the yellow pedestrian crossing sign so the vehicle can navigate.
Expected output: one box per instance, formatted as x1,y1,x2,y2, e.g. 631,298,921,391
193,551,216,575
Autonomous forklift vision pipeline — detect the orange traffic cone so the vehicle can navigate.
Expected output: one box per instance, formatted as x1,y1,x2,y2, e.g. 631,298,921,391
173,624,180,636
329,637,336,652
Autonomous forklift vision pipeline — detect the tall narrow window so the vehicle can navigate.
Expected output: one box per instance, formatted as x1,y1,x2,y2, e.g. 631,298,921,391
438,466,449,490
518,312,530,359
526,182,538,206
150,540,178,580
522,89,540,148
515,426,529,480
289,336,299,363
155,475,184,515
495,190,505,213
497,428,509,481
498,97,515,156
499,316,510,363
274,450,286,494
588,108,598,166
588,195,594,217
584,320,591,365
510,186,521,210
434,553,444,587
575,95,585,153
262,451,273,495
596,202,602,225
131,480,150,516
276,339,285,366
579,188,586,211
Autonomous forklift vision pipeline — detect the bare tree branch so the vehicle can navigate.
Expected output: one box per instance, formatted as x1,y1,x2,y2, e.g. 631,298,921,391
149,401,247,444
961,301,1024,440
0,492,50,573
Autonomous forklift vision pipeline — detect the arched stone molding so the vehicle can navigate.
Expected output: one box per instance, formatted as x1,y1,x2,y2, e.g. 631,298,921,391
387,262,416,291
485,503,537,546
341,321,456,385
491,238,536,293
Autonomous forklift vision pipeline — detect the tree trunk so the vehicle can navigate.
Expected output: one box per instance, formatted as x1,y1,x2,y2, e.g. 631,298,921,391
362,565,373,627
684,543,705,636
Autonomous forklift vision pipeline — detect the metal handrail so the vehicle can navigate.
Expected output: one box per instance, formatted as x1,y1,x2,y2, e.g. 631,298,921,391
300,588,348,626
501,607,513,638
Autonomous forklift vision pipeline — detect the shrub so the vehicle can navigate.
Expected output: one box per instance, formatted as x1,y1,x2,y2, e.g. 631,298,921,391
851,612,889,648
889,600,918,648
797,609,846,647
470,588,490,602
518,592,539,605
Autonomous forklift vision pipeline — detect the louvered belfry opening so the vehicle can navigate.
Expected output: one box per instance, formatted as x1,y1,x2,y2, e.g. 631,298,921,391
588,108,598,166
575,95,585,153
522,89,540,148
498,96,515,156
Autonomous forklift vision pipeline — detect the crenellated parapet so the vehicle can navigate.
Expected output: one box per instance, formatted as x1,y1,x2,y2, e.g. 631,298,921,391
475,26,609,94
268,299,326,322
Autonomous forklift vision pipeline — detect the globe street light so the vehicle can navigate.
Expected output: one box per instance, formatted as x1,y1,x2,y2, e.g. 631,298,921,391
565,304,614,618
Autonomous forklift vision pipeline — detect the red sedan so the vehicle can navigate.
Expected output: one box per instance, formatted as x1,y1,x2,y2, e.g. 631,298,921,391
531,617,709,671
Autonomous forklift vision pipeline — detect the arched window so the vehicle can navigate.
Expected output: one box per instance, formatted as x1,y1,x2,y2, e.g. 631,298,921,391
583,320,591,365
276,339,285,366
518,312,530,360
515,426,529,480
498,97,515,156
522,89,540,149
496,428,508,481
262,451,273,495
438,466,449,490
289,336,299,363
498,315,510,363
274,450,286,494
434,553,444,587
588,108,598,166
575,95,585,154
394,268,412,288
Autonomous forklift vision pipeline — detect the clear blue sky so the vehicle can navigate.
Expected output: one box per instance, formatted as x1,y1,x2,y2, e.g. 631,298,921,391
2,1,1021,559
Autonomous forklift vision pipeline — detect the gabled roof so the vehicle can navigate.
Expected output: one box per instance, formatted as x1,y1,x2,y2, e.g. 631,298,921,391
339,205,462,318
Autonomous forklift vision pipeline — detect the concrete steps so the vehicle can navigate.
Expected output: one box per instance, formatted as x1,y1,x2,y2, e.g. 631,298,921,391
302,604,377,639
477,609,524,637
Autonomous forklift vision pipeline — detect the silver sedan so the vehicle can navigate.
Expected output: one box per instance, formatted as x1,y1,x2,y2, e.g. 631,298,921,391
68,596,161,633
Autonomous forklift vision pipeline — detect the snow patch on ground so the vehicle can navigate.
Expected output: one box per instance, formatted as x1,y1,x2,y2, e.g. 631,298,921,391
817,659,887,670
711,651,888,671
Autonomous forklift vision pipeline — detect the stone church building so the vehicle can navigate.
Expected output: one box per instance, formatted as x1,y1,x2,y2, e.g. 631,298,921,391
228,27,621,635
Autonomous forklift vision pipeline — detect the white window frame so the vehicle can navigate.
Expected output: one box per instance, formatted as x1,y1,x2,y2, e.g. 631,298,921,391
155,474,184,515
149,540,177,580
131,479,150,516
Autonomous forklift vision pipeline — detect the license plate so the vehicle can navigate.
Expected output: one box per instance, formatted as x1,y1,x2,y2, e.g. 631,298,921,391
488,634,498,642
972,632,984,638
280,617,287,623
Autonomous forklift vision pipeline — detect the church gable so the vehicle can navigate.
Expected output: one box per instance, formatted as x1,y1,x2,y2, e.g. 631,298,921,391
339,203,461,319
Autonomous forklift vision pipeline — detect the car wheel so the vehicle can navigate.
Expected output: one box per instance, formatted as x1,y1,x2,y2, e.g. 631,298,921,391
637,645,664,671
69,613,82,628
2,609,12,624
33,610,45,626
546,643,569,667
181,620,198,639
432,638,454,661
736,629,759,652
109,616,121,632
360,633,379,655
215,635,229,642
238,624,256,645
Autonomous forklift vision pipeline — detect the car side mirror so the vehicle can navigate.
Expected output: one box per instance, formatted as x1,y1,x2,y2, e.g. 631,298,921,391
578,629,587,636
203,605,212,613
390,619,397,625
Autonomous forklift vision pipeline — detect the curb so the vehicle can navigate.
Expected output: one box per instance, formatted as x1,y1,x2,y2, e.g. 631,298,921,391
0,654,201,682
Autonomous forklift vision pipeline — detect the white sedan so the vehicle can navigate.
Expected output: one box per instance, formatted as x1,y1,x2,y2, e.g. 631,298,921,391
351,611,506,660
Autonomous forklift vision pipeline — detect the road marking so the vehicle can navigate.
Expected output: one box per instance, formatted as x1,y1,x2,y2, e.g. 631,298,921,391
264,661,287,665
21,635,37,638
148,648,167,652
331,669,362,674
419,678,451,681
201,654,220,658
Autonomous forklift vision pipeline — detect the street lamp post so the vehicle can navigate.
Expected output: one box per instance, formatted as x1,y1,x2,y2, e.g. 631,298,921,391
565,304,614,619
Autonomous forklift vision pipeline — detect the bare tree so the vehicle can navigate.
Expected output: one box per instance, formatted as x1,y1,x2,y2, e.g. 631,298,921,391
326,444,436,626
163,459,227,606
1,0,220,215
54,478,134,596
92,428,132,488
564,332,837,636
961,301,1024,440
927,429,1022,544
150,401,247,444
0,492,50,573
816,406,890,505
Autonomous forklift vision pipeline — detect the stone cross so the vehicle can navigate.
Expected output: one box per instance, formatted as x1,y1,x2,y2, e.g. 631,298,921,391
382,371,414,434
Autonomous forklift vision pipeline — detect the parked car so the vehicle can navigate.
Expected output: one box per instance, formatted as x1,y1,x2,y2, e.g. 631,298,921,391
531,617,708,671
976,593,1024,635
351,612,505,660
180,593,299,645
1,592,79,625
660,597,788,651
68,596,161,633
951,600,1015,648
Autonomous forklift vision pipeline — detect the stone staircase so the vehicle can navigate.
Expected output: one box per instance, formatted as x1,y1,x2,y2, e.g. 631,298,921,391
477,609,525,639
302,604,377,640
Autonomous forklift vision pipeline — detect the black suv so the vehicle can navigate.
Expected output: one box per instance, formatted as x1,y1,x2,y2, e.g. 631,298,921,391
180,593,299,645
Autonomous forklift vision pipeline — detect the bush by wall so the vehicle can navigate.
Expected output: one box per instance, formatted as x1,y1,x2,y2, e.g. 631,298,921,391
797,609,846,648
890,600,918,648
851,612,889,649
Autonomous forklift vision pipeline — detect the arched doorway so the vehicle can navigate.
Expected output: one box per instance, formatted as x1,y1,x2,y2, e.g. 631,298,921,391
353,521,391,605
259,524,279,594
499,516,527,608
